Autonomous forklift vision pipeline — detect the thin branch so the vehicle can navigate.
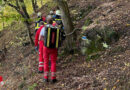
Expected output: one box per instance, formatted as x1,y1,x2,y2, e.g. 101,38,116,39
16,0,20,9
19,0,30,19
7,3,17,10
7,2,25,18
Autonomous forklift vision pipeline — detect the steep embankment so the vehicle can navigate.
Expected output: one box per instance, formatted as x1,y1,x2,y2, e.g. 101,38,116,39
0,0,130,89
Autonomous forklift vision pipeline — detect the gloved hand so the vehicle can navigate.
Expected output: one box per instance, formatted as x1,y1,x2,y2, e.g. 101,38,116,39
35,46,38,52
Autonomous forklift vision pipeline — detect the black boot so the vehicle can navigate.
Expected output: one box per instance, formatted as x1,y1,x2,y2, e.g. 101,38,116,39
51,79,57,84
38,71,44,73
43,78,49,83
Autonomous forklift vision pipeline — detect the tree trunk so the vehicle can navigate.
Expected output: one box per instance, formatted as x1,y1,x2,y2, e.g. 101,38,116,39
41,0,43,6
19,0,34,45
35,0,38,9
55,0,75,52
19,0,30,19
24,21,34,46
31,0,38,13
5,0,34,46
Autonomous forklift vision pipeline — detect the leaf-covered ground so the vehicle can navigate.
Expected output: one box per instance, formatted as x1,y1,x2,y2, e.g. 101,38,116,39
0,0,130,89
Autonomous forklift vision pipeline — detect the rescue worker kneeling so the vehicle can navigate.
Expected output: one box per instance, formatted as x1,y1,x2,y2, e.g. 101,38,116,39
39,18,59,83
35,21,45,73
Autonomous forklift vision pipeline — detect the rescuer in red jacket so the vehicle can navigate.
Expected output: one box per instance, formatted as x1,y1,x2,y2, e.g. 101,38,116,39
39,17,58,83
35,21,45,73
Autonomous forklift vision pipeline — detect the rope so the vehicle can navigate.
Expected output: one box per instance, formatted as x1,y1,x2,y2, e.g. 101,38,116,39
65,28,81,36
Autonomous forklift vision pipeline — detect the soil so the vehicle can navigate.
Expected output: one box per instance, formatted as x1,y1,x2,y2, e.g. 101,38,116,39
0,0,130,90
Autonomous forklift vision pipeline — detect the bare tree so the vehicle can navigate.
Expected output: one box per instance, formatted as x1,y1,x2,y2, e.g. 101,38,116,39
3,0,34,45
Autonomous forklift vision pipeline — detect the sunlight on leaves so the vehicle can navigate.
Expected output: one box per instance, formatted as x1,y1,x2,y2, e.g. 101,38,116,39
124,62,130,67
112,86,116,90
61,84,64,87
87,63,91,68
104,88,107,90
103,78,106,80
102,42,109,48
82,26,87,31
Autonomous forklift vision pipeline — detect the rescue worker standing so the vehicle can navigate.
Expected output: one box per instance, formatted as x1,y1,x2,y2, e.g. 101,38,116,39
39,17,58,83
35,21,44,73
35,12,43,33
52,7,64,30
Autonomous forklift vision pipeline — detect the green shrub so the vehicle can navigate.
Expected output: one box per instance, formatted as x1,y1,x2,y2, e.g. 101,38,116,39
97,27,119,44
84,18,93,26
28,83,37,90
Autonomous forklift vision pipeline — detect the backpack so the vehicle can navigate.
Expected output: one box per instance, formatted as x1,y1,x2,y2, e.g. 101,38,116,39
44,26,66,48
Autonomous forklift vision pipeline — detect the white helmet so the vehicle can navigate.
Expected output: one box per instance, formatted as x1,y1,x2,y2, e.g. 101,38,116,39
50,11,53,15
56,10,61,16
37,12,42,17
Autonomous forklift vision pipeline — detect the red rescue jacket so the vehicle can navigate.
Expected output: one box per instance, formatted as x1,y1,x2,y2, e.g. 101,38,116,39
35,25,44,46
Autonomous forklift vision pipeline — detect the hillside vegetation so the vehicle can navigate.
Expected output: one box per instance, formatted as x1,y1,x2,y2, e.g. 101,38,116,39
0,0,130,89
0,0,51,31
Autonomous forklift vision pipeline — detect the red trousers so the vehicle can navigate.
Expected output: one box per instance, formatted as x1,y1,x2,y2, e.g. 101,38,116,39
38,41,44,71
43,47,58,79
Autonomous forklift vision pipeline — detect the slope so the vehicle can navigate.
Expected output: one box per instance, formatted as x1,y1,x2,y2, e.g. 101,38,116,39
0,0,130,89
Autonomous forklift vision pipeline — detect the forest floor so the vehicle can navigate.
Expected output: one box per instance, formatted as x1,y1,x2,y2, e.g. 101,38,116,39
0,0,130,90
